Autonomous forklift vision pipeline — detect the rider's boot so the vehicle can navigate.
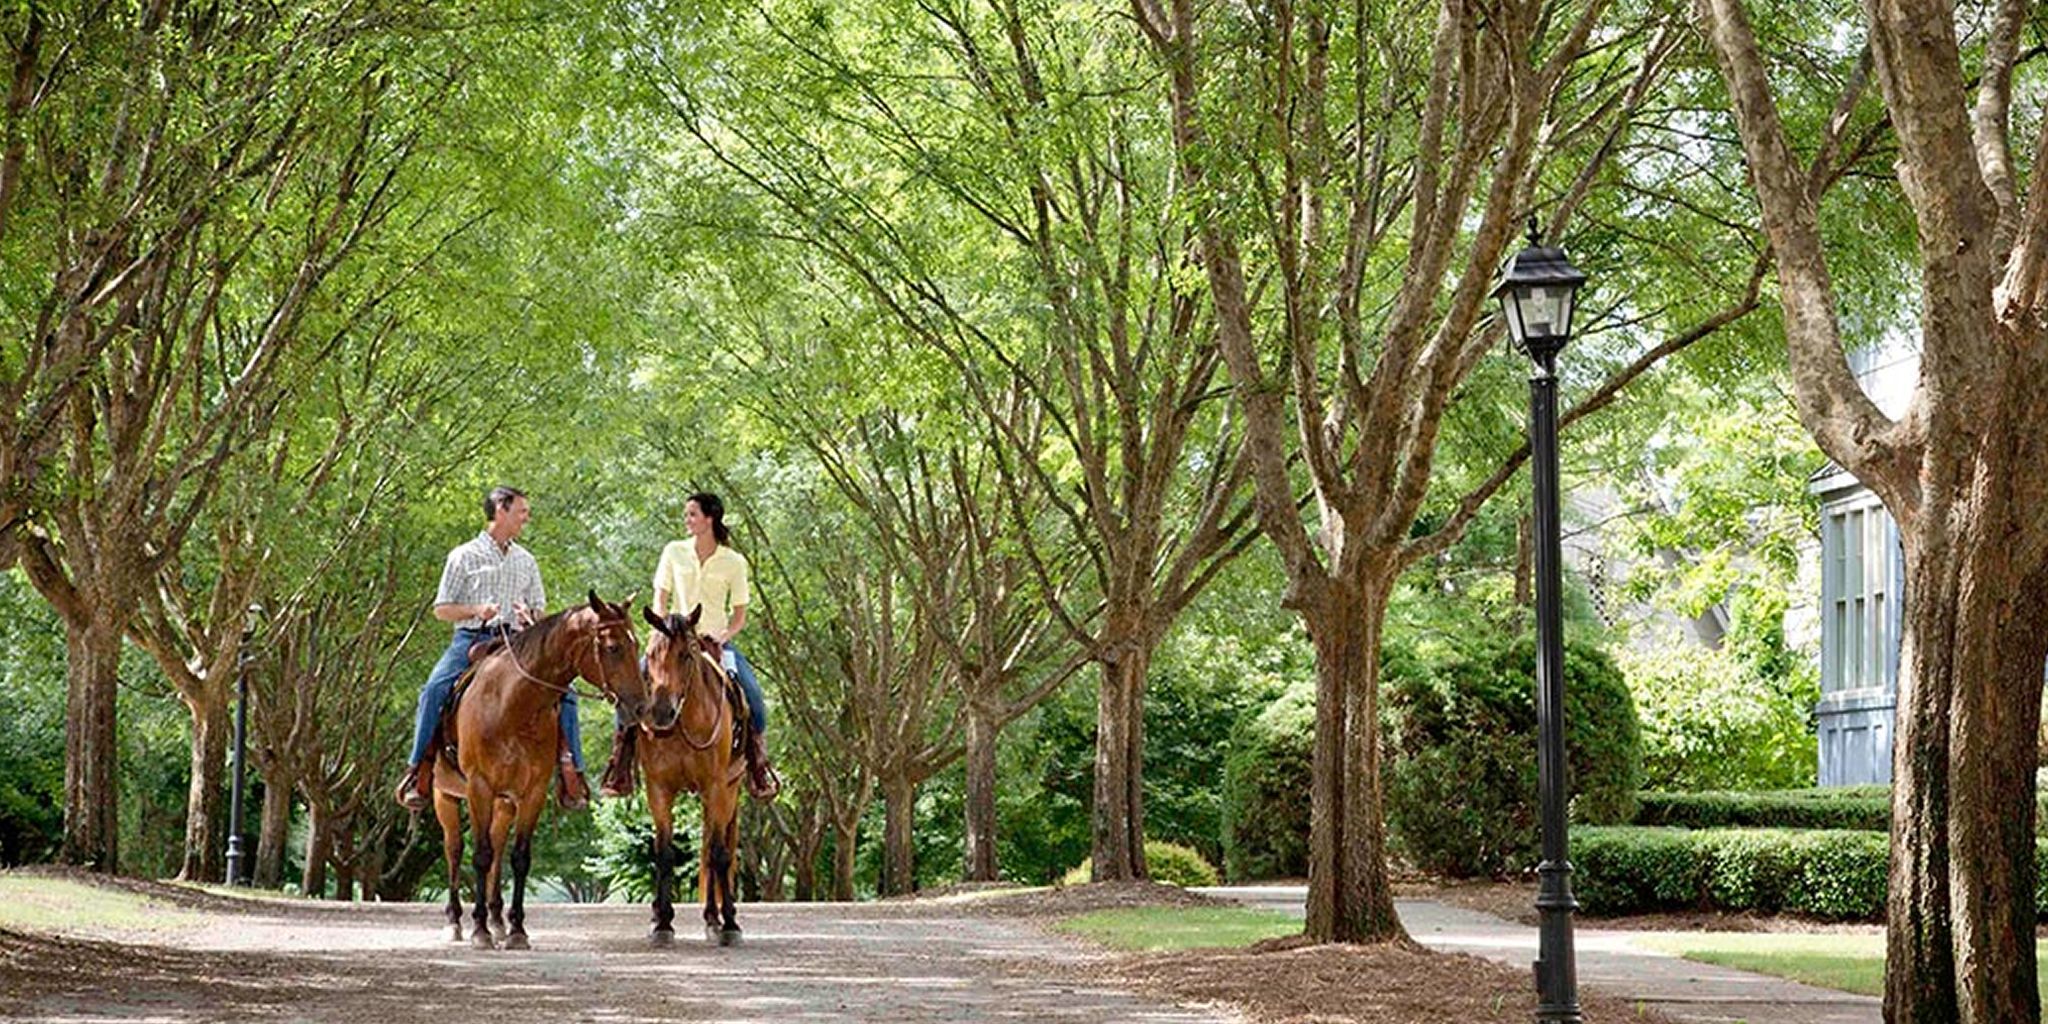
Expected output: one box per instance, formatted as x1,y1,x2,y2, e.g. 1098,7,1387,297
395,759,432,812
600,725,639,799
556,751,592,811
743,730,781,801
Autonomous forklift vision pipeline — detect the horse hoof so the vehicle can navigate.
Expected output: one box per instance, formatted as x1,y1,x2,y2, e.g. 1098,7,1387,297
446,925,464,943
492,923,508,942
718,926,742,948
705,924,723,944
471,930,496,951
650,928,674,948
504,933,529,951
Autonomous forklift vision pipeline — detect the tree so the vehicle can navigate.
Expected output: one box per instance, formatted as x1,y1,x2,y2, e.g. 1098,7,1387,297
1692,0,2048,1016
1132,0,1777,941
13,4,430,871
623,0,1253,880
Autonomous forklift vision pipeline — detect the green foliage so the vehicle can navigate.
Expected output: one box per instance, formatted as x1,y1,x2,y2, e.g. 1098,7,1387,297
1383,633,1643,878
1573,827,1900,919
1221,680,1314,881
1634,788,1890,831
1624,590,1820,791
0,573,63,865
1062,840,1221,889
584,796,690,904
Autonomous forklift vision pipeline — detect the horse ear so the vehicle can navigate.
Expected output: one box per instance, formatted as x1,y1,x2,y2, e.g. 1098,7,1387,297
587,588,603,613
642,606,669,635
621,591,637,613
686,603,703,630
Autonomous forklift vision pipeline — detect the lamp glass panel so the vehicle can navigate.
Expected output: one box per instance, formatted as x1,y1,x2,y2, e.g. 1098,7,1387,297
1499,291,1528,343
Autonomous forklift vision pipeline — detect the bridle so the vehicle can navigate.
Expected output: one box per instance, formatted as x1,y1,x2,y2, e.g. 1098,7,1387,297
648,636,730,751
490,616,636,704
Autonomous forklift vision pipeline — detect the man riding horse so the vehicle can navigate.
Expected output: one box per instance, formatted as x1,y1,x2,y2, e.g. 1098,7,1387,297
396,485,594,812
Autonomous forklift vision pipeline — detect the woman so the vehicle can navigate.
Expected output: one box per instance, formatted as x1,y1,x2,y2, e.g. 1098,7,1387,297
601,492,779,800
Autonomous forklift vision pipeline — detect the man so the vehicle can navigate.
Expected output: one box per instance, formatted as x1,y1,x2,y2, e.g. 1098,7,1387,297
394,486,593,811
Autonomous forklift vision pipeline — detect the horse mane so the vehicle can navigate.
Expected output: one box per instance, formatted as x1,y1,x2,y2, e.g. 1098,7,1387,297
499,607,579,663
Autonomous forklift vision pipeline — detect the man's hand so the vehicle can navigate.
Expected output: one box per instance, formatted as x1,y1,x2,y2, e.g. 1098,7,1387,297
514,602,536,628
475,602,501,623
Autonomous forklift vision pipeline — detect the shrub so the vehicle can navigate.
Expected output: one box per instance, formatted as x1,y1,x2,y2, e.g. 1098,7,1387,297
1620,593,1820,792
1062,840,1222,888
1573,827,1895,919
1634,789,1891,831
1220,681,1315,881
1383,634,1643,878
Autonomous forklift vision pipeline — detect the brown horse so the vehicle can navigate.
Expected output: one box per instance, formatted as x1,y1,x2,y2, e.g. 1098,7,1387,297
639,606,748,946
432,591,647,950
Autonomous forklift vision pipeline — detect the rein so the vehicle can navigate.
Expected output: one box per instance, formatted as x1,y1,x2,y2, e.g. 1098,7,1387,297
649,644,730,751
489,621,623,704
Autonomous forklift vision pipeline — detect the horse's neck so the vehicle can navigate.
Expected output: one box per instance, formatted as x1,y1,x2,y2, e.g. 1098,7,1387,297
487,624,579,710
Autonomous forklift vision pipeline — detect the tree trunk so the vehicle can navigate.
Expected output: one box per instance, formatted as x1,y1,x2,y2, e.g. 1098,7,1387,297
60,607,124,872
1090,645,1150,881
881,773,916,896
175,686,230,882
1888,489,2048,1023
255,774,292,889
963,704,999,882
831,818,858,901
301,801,331,898
1301,576,1406,944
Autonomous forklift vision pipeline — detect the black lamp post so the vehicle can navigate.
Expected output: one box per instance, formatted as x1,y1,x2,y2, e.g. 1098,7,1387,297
1492,226,1587,1024
224,602,262,887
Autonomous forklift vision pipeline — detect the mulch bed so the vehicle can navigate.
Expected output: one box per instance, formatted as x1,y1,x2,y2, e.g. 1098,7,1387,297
1099,934,1676,1023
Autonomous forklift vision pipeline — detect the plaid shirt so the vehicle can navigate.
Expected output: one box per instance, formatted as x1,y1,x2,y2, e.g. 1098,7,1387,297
435,531,546,631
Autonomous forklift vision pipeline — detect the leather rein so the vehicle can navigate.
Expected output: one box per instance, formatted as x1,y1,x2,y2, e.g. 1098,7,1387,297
489,619,632,705
647,643,731,752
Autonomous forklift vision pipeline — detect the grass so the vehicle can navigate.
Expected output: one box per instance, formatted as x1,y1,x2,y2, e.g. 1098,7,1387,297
0,874,204,934
1051,906,1301,951
1643,934,2048,1000
1641,933,1886,996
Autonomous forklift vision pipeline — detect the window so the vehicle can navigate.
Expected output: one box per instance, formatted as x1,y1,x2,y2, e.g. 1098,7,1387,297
1821,499,1897,693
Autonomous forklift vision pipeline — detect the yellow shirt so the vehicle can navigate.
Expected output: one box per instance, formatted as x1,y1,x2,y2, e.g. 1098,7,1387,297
653,541,750,639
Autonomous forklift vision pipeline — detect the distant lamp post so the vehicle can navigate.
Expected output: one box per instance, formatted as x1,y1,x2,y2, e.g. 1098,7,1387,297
224,603,262,887
1493,224,1587,1024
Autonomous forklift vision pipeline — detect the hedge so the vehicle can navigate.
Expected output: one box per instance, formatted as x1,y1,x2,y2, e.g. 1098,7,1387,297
1634,787,2048,833
1572,827,1891,919
1632,788,1891,831
1574,826,2048,920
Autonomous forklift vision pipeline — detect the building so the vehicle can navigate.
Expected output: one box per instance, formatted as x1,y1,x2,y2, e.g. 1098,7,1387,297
1809,338,1916,786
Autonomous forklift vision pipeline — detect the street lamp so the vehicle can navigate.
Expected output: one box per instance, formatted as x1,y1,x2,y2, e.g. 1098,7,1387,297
1493,224,1587,1024
224,602,262,887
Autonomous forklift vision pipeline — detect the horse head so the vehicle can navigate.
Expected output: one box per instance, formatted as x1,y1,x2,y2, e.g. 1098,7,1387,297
641,603,708,732
583,589,648,723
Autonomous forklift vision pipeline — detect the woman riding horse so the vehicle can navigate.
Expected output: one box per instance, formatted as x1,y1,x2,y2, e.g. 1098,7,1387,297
638,605,748,946
431,591,648,949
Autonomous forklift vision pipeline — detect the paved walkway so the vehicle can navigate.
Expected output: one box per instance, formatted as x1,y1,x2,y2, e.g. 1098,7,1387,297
1197,886,1881,1024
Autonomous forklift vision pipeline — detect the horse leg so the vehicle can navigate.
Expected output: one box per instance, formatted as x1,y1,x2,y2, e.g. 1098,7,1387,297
711,786,741,945
487,805,513,940
503,796,545,951
467,790,497,950
649,785,676,946
436,794,464,943
700,804,720,942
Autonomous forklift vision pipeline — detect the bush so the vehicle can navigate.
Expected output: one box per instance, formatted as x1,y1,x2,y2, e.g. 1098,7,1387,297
1573,826,1895,919
1220,681,1314,881
1062,840,1221,888
1633,788,1891,831
1383,633,1643,878
1620,592,1820,791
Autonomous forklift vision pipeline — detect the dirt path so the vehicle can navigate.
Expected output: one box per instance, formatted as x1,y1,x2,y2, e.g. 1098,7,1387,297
1,898,1244,1023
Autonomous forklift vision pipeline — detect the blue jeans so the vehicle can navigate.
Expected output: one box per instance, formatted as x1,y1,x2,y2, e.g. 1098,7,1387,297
627,641,767,735
409,627,584,770
727,643,767,735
